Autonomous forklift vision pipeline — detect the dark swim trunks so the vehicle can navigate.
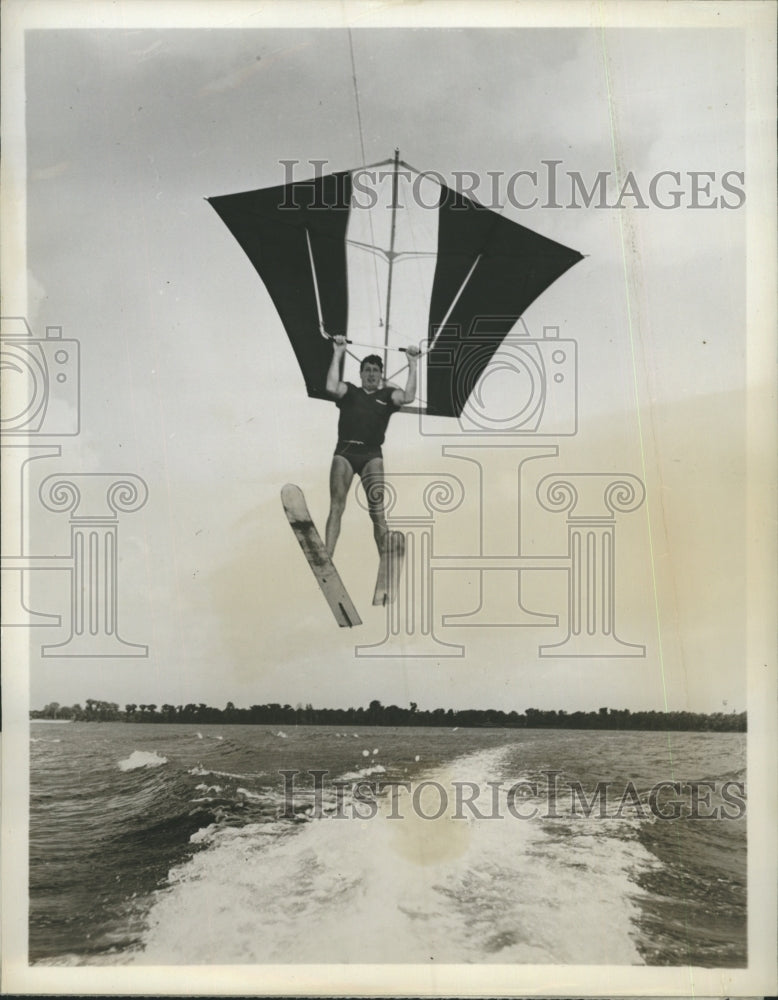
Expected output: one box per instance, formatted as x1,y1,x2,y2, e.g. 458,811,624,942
334,440,382,477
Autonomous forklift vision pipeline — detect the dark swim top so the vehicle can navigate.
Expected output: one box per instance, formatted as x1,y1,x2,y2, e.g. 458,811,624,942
336,383,400,448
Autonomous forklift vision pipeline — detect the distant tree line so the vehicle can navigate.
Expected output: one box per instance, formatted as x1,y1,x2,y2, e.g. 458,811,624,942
30,698,746,732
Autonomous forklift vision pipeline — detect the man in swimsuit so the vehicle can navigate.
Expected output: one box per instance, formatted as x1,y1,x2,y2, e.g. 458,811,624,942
324,335,420,557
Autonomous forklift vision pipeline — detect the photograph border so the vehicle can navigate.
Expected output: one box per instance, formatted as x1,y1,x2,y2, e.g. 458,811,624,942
2,0,776,995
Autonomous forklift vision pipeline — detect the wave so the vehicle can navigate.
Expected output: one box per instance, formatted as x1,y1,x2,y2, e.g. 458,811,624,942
118,750,168,772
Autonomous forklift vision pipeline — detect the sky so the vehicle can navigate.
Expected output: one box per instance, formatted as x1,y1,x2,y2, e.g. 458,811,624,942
7,8,757,714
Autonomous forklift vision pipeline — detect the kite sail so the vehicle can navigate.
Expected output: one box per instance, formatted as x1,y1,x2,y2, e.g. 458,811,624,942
208,153,583,418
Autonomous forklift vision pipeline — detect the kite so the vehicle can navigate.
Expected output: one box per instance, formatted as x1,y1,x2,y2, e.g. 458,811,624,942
208,152,583,418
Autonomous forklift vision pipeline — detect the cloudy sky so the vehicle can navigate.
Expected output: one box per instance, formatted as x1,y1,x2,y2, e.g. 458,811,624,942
7,3,763,715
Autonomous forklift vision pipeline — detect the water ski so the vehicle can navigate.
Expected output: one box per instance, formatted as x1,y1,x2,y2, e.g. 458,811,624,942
373,530,406,606
281,484,361,628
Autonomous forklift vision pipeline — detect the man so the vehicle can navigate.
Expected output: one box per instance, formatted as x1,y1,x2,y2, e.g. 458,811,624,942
324,335,420,557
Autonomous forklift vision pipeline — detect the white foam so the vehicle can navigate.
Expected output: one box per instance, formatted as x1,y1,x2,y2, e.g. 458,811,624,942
134,743,650,965
236,787,264,801
117,750,168,772
338,764,387,782
187,766,257,780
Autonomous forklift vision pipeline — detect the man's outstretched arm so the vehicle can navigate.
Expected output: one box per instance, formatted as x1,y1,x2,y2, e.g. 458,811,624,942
326,336,348,399
391,345,420,406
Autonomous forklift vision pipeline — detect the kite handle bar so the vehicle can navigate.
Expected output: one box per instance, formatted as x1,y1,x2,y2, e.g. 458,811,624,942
320,328,408,353
340,338,408,354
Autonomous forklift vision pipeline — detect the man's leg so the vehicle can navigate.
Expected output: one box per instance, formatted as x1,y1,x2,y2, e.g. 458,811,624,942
361,457,389,556
325,455,354,557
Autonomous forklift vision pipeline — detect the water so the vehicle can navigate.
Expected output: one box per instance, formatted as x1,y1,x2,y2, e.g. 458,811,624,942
29,723,746,966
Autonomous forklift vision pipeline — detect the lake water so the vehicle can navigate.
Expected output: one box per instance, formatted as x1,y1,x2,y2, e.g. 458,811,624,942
29,722,746,966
